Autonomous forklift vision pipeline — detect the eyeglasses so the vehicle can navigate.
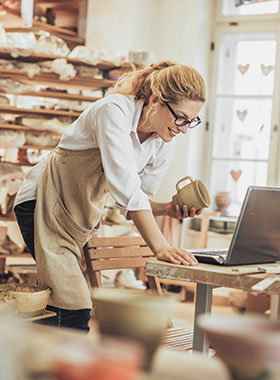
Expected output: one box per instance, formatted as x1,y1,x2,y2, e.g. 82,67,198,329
165,102,201,129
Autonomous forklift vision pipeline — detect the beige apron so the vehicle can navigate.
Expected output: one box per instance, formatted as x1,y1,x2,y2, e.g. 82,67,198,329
34,147,108,309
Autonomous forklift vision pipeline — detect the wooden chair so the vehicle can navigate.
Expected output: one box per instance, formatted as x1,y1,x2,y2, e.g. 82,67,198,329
83,235,193,351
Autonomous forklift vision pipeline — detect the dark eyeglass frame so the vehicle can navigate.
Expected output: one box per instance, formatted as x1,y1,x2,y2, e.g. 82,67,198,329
165,102,201,129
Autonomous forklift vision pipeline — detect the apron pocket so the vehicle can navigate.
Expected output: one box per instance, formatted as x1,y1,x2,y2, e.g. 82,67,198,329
52,198,93,244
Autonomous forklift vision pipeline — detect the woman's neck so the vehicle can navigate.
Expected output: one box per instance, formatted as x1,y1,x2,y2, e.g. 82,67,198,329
137,104,154,143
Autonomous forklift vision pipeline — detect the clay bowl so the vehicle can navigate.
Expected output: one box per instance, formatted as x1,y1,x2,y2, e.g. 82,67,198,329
198,314,280,380
0,283,51,316
93,288,176,370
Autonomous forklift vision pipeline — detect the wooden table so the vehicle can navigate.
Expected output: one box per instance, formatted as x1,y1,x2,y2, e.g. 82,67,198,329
146,260,280,353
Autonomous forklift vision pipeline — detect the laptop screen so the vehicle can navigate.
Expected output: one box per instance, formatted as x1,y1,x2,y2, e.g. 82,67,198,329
226,186,280,265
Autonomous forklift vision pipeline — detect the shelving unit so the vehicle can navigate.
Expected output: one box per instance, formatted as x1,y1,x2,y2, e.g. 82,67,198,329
0,123,60,135
0,50,125,157
0,104,81,117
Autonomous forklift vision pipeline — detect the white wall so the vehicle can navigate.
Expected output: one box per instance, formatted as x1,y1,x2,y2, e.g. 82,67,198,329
86,0,214,201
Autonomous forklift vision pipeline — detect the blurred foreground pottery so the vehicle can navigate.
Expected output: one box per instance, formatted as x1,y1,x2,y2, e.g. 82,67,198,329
0,283,51,316
172,176,211,212
198,314,280,380
93,288,176,370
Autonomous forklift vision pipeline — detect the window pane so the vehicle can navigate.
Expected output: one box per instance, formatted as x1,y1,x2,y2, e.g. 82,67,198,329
222,0,279,16
213,98,272,160
217,34,276,96
210,159,268,215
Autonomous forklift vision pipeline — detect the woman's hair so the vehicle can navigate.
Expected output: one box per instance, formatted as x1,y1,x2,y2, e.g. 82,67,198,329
107,60,206,103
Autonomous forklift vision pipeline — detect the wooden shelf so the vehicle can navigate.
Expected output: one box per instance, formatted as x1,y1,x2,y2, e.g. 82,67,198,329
0,123,61,135
0,215,17,221
3,90,101,103
0,104,80,117
21,145,55,151
5,21,85,46
0,253,32,258
0,160,34,167
0,144,54,151
0,69,115,90
0,51,129,70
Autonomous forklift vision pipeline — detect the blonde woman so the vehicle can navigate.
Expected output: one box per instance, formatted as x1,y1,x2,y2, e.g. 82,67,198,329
14,60,206,331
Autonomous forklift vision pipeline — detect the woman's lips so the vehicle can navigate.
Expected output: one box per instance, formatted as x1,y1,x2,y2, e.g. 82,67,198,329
168,127,178,137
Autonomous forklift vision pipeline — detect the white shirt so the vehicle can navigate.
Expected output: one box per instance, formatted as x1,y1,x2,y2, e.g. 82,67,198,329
14,94,176,212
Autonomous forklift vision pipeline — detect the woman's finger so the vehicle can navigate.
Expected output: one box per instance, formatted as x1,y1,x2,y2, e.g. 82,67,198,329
182,205,189,218
189,207,196,218
178,249,198,265
175,204,183,219
173,252,192,266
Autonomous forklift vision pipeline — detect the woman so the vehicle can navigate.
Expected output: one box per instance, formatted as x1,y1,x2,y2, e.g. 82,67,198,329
14,60,206,331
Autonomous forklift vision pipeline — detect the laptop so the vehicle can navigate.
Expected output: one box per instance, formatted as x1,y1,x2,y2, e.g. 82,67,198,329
188,186,280,266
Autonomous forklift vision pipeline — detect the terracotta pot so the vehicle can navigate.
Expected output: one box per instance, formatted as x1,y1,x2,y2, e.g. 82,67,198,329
215,192,231,215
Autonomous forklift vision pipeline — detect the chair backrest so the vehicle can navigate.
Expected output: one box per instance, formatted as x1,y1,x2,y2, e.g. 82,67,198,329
83,235,155,288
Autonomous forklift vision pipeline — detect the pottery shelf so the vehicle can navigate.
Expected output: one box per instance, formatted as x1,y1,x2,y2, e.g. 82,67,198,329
0,50,134,71
3,145,55,151
0,160,34,167
3,90,101,103
5,20,85,47
0,215,17,222
0,69,115,90
0,104,81,118
0,123,61,135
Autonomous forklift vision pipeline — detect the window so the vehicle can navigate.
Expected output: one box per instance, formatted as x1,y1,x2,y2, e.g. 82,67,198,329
207,0,280,215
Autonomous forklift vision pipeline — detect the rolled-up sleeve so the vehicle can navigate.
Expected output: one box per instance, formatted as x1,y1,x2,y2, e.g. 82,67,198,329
95,101,152,212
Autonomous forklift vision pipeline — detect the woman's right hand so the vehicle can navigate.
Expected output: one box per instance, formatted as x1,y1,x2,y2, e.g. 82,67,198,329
155,247,198,266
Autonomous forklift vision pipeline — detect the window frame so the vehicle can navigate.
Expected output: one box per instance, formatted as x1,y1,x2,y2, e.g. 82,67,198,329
205,4,280,196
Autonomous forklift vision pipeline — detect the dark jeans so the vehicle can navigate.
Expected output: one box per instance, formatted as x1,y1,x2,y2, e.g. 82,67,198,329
14,200,91,332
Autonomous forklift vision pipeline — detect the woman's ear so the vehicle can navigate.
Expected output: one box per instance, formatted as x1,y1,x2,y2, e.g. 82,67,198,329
150,94,159,104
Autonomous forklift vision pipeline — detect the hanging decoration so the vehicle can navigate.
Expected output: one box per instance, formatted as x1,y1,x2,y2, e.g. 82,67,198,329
260,64,274,76
259,124,265,134
235,0,275,6
230,170,242,182
236,109,247,122
237,64,249,75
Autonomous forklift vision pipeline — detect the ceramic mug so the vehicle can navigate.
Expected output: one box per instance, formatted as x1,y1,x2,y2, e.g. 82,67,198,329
172,176,211,211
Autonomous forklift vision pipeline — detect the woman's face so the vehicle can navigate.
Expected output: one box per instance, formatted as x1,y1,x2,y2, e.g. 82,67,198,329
149,95,204,142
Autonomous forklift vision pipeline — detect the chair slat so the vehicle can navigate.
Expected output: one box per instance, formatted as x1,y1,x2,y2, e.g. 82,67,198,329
89,246,154,259
88,236,146,248
92,257,149,271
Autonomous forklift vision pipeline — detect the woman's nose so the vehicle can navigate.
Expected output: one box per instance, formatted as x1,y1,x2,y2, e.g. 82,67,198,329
178,125,188,134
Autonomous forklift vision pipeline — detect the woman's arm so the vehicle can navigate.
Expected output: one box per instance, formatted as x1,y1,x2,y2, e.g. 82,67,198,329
128,209,198,266
150,200,202,219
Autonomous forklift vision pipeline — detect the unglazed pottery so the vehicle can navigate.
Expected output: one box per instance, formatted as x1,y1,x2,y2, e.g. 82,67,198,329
198,314,280,380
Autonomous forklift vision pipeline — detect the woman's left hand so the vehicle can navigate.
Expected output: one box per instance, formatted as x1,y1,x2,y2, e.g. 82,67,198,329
165,201,202,220
156,247,198,266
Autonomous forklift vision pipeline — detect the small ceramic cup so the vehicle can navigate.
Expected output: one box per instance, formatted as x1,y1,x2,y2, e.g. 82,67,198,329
172,176,211,212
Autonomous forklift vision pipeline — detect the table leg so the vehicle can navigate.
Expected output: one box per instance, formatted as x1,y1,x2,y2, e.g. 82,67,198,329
193,283,214,353
270,294,280,319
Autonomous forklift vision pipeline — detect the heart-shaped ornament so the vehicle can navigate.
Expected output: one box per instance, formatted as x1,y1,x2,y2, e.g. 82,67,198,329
236,109,247,122
237,64,249,75
230,170,242,182
260,64,274,76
